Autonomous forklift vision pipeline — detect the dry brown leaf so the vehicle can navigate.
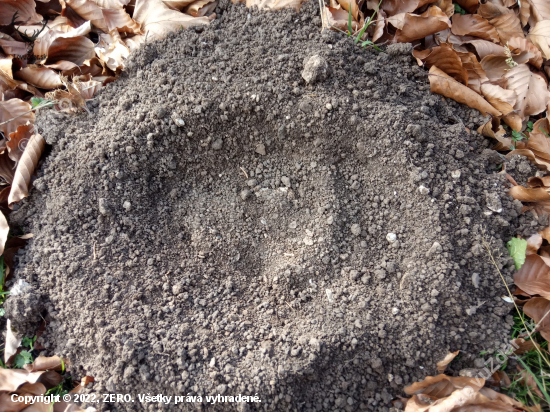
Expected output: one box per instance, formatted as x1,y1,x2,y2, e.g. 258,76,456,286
528,21,550,60
32,20,92,64
8,134,45,206
76,79,102,99
91,0,131,7
45,61,79,71
373,9,386,42
413,43,468,84
391,6,451,43
428,65,501,116
102,8,142,33
457,51,487,92
478,387,526,409
8,124,33,163
528,0,550,26
436,350,459,373
434,0,453,17
4,319,20,365
0,0,44,25
0,150,15,185
374,0,436,16
64,0,108,32
517,366,543,398
336,0,361,23
503,112,523,133
464,39,506,59
477,117,509,149
326,6,360,32
488,371,511,388
504,64,550,119
525,118,550,165
185,0,218,17
526,233,543,256
480,53,530,80
30,356,64,372
0,99,34,138
523,297,550,341
451,14,500,43
481,6,524,44
455,0,479,14
404,374,485,398
511,338,540,355
15,66,63,89
480,83,516,115
162,0,197,9
513,253,550,298
95,32,130,72
131,0,210,44
508,37,543,69
528,176,550,187
519,0,530,27
46,36,96,66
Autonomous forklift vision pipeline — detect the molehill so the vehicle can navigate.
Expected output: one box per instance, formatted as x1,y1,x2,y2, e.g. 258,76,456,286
4,1,541,411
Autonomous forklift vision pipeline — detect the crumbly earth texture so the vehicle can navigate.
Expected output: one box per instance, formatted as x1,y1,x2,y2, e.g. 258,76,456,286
4,1,544,411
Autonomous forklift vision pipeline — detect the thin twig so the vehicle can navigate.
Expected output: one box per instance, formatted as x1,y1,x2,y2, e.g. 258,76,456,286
239,166,248,179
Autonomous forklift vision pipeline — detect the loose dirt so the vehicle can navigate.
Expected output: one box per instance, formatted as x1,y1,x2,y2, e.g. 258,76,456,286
4,1,542,411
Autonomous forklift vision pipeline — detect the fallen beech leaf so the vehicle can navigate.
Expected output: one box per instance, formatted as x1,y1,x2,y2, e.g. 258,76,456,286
30,356,64,372
376,0,437,16
372,9,386,42
0,150,15,184
511,338,540,355
523,297,550,341
478,387,525,408
436,350,459,373
457,51,487,92
45,60,79,71
528,21,550,60
95,32,130,72
64,0,108,32
480,54,530,80
517,366,544,398
413,43,468,84
15,65,63,89
46,36,96,66
528,0,550,26
504,64,550,119
91,0,131,7
503,112,523,133
0,368,61,393
404,374,484,398
391,6,451,43
0,0,44,25
480,83,516,115
162,0,197,9
528,176,550,188
32,20,92,64
451,14,500,44
428,65,501,117
0,99,34,137
508,37,543,69
478,118,510,150
75,78,102,99
186,0,218,17
434,0,453,17
525,118,550,165
326,6,360,32
8,124,33,163
509,148,550,170
403,393,438,412
519,0,530,27
8,134,45,206
336,0,361,23
463,39,506,59
4,319,20,364
513,254,550,298
478,4,524,44
103,8,142,33
131,0,210,44
487,370,511,388
526,233,543,255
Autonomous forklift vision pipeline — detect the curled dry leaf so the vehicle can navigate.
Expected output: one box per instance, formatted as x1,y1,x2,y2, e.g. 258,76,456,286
455,0,478,14
524,118,550,166
4,319,20,365
64,0,109,32
30,356,65,372
528,175,550,188
434,0,453,18
428,65,501,117
511,338,540,355
0,208,7,256
477,117,510,150
95,32,131,72
102,8,142,34
372,9,386,43
8,134,46,206
528,0,550,26
8,124,33,163
0,0,44,25
463,39,506,59
76,79,102,99
0,99,34,137
391,6,451,43
456,51,487,93
377,0,437,16
480,4,524,44
336,0,361,23
451,14,500,44
404,374,485,398
504,64,550,119
508,37,543,69
162,0,197,9
513,253,550,298
326,6,360,32
133,0,210,42
526,233,543,255
502,112,523,133
413,43,468,84
480,83,516,115
528,21,550,60
15,66,63,89
32,20,92,65
436,350,459,373
523,297,550,341
480,54,530,80
47,36,96,66
0,150,15,184
91,0,131,8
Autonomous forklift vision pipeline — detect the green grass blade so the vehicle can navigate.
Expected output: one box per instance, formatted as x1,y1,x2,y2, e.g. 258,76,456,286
347,5,352,36
517,356,550,405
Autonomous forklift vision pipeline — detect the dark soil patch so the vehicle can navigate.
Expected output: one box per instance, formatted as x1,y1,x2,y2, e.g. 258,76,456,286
4,1,543,411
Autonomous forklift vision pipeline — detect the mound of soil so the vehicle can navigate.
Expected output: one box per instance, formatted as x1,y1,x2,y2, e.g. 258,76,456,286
5,1,542,410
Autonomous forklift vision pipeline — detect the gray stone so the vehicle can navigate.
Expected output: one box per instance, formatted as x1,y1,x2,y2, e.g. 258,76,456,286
302,55,329,84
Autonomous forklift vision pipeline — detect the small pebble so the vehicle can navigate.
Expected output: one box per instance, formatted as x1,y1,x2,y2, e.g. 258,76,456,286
472,272,480,288
351,224,361,236
418,185,430,195
386,233,397,243
326,103,333,110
